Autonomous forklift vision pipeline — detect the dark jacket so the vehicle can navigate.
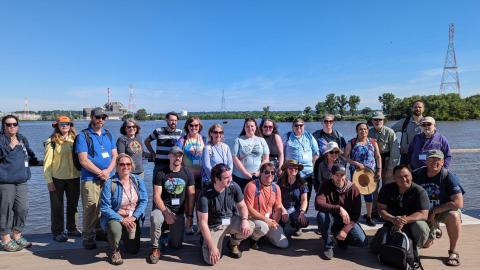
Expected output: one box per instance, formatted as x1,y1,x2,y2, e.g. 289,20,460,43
0,133,37,184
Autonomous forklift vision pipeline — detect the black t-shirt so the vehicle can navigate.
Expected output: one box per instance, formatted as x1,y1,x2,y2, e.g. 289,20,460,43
413,167,464,209
377,182,430,226
279,178,308,211
197,182,243,228
154,166,194,214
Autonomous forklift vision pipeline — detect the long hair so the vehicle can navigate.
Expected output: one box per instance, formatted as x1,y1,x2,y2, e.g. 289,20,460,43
260,118,279,136
120,118,141,136
50,123,77,144
278,169,305,189
239,117,261,137
207,123,224,144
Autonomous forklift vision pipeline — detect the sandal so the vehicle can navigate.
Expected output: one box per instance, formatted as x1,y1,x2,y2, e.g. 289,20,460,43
423,238,434,249
435,228,443,239
444,250,460,266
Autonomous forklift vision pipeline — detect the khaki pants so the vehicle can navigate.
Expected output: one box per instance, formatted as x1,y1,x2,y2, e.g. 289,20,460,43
202,215,255,265
81,180,102,240
251,219,289,248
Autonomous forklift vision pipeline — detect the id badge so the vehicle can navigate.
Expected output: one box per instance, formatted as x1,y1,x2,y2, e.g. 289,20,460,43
419,153,427,161
101,152,110,158
24,161,29,167
287,207,295,215
265,213,271,219
193,160,200,166
302,152,309,160
221,218,231,226
171,198,180,205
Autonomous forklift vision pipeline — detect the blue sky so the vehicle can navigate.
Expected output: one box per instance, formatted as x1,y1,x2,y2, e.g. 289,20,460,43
1,0,479,113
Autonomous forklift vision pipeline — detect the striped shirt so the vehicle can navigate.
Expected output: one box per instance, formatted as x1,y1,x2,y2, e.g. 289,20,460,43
148,127,183,165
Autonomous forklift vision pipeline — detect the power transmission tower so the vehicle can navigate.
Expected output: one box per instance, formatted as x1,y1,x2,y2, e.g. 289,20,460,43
220,89,226,111
440,23,460,95
23,97,29,120
128,84,136,113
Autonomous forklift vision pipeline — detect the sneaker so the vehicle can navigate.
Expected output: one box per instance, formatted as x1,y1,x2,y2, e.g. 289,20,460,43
82,239,97,250
15,236,32,248
250,238,260,250
53,233,68,242
293,229,303,237
365,216,376,227
110,249,123,265
2,240,23,252
230,243,242,259
67,230,82,237
149,248,161,264
322,248,334,260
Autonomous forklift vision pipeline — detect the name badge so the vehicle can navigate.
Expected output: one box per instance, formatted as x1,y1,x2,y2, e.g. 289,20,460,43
102,152,110,158
287,207,295,215
221,218,231,225
265,213,271,219
193,160,201,165
24,161,29,167
419,154,427,161
171,198,180,205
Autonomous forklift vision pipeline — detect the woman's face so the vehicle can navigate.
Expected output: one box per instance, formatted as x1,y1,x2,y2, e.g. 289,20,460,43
292,121,304,136
117,156,133,176
286,165,299,177
356,124,368,138
125,121,137,137
244,121,256,136
262,120,274,136
58,122,71,135
188,119,200,135
4,117,18,136
326,149,340,162
211,127,224,144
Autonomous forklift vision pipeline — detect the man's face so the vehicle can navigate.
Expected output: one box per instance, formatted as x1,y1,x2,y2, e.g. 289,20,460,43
412,102,424,117
422,121,435,136
217,170,232,188
169,152,183,166
332,172,346,188
91,114,107,129
394,168,412,190
426,157,444,174
166,115,178,129
260,166,275,185
372,118,384,129
322,117,334,130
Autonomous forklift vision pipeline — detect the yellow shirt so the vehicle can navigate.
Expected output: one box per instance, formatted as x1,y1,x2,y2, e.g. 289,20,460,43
43,136,80,183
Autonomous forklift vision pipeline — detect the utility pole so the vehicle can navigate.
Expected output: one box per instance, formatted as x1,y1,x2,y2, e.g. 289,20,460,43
128,84,136,113
220,89,226,111
440,23,460,95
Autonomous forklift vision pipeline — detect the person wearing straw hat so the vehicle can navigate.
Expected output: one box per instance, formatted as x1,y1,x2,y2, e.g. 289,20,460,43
313,141,345,193
315,164,366,260
407,116,452,171
344,122,382,227
278,160,309,236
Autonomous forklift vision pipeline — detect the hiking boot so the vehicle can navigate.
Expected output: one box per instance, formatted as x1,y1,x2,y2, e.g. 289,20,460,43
250,238,260,250
322,248,334,260
230,243,242,259
53,233,68,242
365,216,376,227
15,236,32,248
82,239,97,250
293,229,303,237
67,230,82,237
149,248,161,264
95,231,108,242
2,240,23,252
110,249,123,265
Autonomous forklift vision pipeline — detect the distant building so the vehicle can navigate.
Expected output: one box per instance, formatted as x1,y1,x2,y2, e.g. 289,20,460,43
82,88,128,120
181,110,188,117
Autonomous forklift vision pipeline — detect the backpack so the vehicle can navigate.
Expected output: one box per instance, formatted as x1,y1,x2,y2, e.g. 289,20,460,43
349,137,376,158
254,178,278,212
72,128,113,171
378,230,422,270
399,115,412,146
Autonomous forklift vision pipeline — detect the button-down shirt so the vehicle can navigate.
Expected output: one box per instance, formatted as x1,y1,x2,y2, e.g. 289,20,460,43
391,117,423,154
368,126,399,170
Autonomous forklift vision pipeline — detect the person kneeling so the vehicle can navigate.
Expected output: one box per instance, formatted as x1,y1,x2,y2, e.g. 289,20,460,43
197,164,254,265
100,154,148,265
315,164,367,260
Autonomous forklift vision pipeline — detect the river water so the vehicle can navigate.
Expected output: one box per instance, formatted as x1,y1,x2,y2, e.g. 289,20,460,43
17,119,480,233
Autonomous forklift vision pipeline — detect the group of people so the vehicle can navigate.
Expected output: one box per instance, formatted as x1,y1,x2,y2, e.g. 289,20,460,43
0,99,464,267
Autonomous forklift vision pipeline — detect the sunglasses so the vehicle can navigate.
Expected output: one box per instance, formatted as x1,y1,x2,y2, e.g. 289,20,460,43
126,125,137,129
119,162,132,167
212,130,224,134
287,166,298,170
189,124,200,128
59,122,71,127
5,122,18,127
95,116,107,120
373,119,383,122
422,123,432,127
323,120,333,124
263,125,274,129
294,124,304,128
329,151,340,155
262,170,276,175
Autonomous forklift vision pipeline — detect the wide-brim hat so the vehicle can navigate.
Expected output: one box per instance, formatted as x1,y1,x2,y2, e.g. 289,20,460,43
281,159,304,171
352,167,377,195
323,141,343,155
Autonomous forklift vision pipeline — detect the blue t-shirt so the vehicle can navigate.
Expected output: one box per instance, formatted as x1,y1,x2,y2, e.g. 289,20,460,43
75,127,116,181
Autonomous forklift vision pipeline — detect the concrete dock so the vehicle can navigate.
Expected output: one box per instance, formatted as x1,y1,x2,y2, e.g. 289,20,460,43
1,211,480,270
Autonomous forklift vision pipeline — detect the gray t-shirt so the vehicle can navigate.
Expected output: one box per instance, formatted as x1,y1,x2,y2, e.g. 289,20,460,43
232,136,269,178
116,135,144,174
197,182,243,228
391,117,423,154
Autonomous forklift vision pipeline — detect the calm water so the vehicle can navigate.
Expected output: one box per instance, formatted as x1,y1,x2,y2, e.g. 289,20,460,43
17,119,480,233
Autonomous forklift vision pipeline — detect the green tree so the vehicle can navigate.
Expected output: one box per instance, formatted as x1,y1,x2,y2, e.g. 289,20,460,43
361,107,373,116
315,101,325,115
325,93,337,114
378,93,398,117
262,106,270,119
303,106,313,121
134,108,148,121
336,94,348,116
348,95,360,115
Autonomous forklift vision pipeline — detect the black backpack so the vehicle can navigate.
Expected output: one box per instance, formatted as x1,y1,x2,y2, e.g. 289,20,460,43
378,230,422,270
72,129,112,171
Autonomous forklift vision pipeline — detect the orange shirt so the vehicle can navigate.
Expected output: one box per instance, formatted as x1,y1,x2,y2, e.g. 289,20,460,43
244,180,282,217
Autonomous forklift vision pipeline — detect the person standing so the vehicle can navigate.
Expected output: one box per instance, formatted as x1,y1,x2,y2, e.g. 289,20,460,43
144,111,183,179
0,115,39,251
391,100,425,165
312,114,347,155
260,119,284,173
117,119,145,179
44,116,81,242
201,124,233,183
76,107,118,250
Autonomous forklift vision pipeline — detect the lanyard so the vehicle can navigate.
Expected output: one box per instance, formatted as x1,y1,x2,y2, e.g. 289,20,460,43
212,143,226,164
122,178,135,207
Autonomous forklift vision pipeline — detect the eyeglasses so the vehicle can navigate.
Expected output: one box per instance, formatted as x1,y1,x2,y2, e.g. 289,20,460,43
212,130,224,134
294,124,304,128
422,123,432,127
373,119,383,122
323,120,333,124
329,151,340,155
189,124,200,128
262,170,276,175
5,122,18,127
95,116,107,120
119,162,132,167
59,122,71,127
126,125,137,129
263,125,274,129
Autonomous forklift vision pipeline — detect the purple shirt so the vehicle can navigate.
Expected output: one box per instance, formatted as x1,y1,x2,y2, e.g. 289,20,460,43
407,131,452,170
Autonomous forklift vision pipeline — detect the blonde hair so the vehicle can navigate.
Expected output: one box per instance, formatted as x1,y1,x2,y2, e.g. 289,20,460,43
116,153,136,171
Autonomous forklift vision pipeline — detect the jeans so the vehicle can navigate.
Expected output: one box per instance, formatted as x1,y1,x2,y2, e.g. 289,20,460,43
317,211,367,250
